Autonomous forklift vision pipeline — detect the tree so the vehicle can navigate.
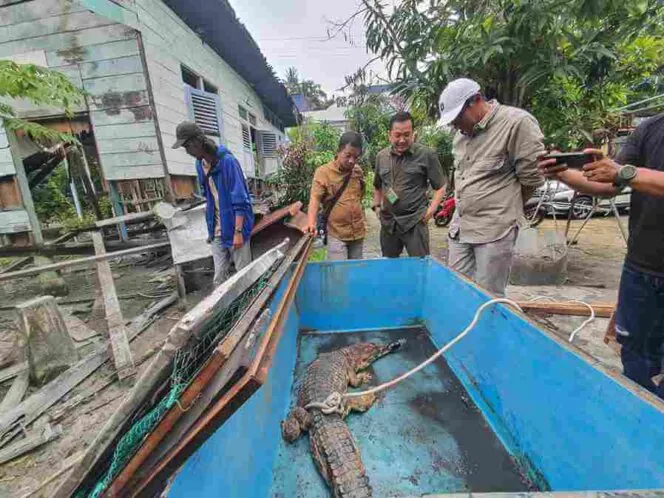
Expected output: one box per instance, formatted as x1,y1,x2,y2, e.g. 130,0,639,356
282,66,333,110
339,0,664,147
0,60,84,143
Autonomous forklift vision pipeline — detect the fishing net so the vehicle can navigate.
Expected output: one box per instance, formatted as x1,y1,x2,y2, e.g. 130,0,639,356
83,266,276,498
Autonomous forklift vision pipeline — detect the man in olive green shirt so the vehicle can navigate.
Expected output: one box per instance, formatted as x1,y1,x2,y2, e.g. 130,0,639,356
438,78,545,296
373,111,446,257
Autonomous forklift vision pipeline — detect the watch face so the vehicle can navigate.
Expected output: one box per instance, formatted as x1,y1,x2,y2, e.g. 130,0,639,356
621,165,638,181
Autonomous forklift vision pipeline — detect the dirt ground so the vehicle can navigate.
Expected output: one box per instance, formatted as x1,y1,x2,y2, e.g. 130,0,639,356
0,213,629,496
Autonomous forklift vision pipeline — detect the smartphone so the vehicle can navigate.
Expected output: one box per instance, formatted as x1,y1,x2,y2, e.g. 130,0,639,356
542,151,595,169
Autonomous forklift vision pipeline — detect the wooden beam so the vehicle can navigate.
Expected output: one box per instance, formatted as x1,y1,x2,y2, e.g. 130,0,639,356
0,362,28,385
0,370,29,413
0,293,176,443
0,241,170,282
0,256,33,274
94,211,154,228
517,301,615,319
0,423,62,465
91,232,135,382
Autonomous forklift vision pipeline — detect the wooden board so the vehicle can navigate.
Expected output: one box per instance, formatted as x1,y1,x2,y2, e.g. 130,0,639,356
91,232,135,382
0,176,22,209
0,370,29,413
518,301,615,319
0,423,62,465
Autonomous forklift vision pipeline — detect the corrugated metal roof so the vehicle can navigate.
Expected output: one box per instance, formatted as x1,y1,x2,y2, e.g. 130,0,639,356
162,0,298,127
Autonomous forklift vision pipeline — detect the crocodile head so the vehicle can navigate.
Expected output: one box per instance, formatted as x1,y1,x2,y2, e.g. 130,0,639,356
343,339,405,370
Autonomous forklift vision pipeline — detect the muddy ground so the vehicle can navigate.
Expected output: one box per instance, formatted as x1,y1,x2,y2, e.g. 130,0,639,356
0,213,629,496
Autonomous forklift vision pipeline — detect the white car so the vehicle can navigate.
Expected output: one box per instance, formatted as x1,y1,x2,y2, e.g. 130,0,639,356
530,181,631,220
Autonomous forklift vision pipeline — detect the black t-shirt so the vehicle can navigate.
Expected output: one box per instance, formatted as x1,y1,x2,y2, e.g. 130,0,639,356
616,112,664,276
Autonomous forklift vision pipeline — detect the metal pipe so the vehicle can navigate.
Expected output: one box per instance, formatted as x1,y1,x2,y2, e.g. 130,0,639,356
0,242,170,282
132,236,313,497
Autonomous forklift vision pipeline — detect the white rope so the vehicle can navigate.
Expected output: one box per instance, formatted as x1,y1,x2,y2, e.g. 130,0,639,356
306,299,523,415
527,296,595,343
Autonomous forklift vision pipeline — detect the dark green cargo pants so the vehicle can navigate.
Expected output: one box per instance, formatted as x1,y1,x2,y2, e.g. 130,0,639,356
380,221,430,258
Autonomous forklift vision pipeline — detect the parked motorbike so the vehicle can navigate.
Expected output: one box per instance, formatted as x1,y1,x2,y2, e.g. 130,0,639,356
434,194,456,227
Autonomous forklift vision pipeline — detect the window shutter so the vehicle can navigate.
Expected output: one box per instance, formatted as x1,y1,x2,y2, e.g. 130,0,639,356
185,86,223,138
257,131,278,156
241,124,252,150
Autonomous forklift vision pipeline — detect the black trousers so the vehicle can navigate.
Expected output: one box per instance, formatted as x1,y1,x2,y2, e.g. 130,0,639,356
380,221,430,258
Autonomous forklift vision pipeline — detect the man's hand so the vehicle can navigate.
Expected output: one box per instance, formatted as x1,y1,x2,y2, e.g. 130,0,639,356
421,206,436,224
306,222,317,235
581,148,619,184
537,154,567,179
233,232,244,250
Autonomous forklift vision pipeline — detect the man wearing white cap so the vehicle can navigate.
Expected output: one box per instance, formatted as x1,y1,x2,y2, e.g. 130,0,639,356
438,78,545,296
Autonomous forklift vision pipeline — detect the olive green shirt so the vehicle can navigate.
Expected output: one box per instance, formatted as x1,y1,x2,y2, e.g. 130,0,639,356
374,142,446,233
450,101,545,244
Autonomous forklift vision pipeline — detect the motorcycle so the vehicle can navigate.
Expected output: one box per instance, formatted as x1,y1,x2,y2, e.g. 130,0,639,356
434,194,456,227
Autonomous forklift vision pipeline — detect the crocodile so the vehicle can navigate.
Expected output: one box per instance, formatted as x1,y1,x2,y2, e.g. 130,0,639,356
281,340,404,498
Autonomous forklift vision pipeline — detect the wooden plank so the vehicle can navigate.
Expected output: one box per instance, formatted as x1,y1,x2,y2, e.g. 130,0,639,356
62,313,100,343
90,107,154,126
5,131,41,243
45,39,139,68
0,0,89,27
0,294,177,441
51,65,83,89
95,211,154,228
98,151,161,168
0,370,29,413
0,362,28,385
95,137,160,155
0,256,32,274
83,73,147,96
518,301,615,319
0,24,134,59
16,450,85,498
0,176,22,209
0,10,114,43
79,55,143,80
0,241,170,282
103,165,165,181
0,423,62,465
91,232,135,382
92,121,157,140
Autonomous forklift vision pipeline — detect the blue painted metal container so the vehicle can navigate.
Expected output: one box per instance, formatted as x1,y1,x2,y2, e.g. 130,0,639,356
169,257,664,497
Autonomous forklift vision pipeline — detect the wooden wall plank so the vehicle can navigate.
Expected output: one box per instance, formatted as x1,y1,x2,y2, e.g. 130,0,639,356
83,73,146,95
79,55,143,79
0,11,115,44
0,0,89,27
0,25,136,58
45,38,139,67
90,106,154,126
0,210,30,235
93,122,157,140
104,165,165,181
99,151,162,168
96,137,160,155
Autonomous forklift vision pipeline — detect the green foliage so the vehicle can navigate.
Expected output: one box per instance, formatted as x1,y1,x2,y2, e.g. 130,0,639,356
355,0,664,146
0,61,85,145
417,126,455,182
283,66,333,111
308,247,328,262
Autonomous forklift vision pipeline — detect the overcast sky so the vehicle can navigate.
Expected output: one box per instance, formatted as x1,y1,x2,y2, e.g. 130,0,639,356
228,0,387,97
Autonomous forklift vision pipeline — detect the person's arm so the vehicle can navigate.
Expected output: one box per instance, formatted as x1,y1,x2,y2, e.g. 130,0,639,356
372,160,384,217
227,156,252,249
423,149,447,222
509,114,546,201
307,168,326,234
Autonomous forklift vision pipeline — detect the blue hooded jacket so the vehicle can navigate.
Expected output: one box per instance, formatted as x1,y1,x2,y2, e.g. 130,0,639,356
196,145,254,248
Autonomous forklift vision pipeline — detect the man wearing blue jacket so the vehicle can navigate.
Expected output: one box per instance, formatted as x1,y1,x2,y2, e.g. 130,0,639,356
173,121,254,287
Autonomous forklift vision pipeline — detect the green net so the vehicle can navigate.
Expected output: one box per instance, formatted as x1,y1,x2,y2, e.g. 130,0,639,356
84,268,275,498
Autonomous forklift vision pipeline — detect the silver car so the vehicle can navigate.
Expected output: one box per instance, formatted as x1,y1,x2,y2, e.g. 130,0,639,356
529,181,631,220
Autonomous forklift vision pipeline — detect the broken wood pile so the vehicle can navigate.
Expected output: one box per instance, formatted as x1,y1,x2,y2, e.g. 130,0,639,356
56,234,313,498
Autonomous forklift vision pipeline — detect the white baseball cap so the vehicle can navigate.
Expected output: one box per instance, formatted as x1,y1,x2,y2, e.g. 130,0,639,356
437,78,481,127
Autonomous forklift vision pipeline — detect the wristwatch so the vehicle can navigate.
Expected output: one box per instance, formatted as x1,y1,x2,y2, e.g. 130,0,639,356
235,227,243,234
613,164,638,190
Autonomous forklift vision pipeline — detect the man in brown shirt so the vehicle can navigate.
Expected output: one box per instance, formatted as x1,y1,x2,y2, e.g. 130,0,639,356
373,111,446,257
438,78,545,296
307,132,366,260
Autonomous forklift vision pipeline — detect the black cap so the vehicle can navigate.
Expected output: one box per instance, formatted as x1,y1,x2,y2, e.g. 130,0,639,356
172,121,204,149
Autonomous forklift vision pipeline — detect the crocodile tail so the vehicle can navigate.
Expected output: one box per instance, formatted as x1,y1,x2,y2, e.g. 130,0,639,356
310,413,372,498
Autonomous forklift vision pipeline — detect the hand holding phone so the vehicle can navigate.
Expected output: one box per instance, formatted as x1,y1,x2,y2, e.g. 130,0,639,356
541,151,595,169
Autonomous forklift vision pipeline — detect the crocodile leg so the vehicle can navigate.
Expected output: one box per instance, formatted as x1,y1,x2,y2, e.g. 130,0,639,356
281,406,312,443
348,370,372,388
343,393,377,418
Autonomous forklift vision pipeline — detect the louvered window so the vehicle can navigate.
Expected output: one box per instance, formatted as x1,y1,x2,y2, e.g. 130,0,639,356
241,124,252,150
257,131,278,156
185,86,223,138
